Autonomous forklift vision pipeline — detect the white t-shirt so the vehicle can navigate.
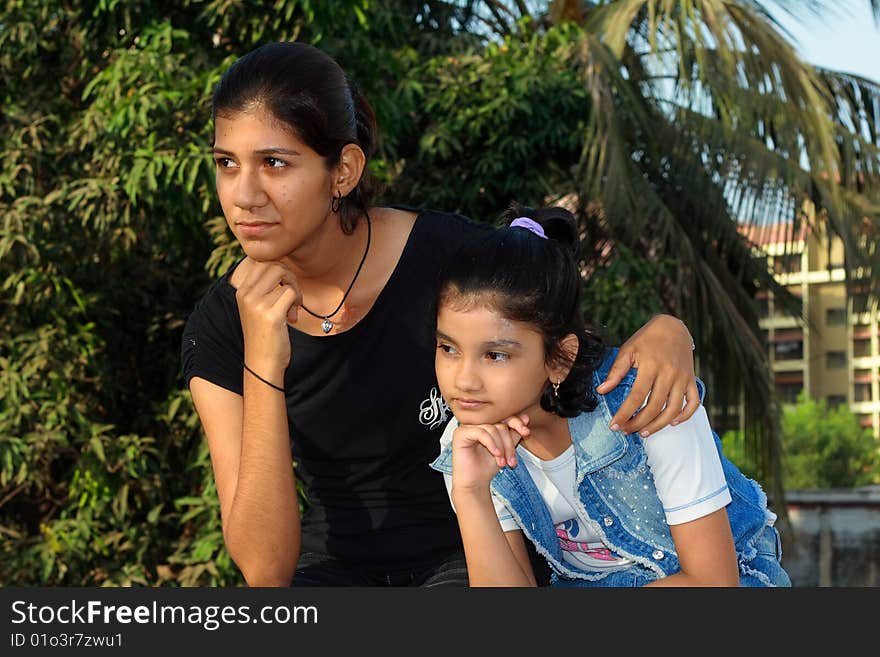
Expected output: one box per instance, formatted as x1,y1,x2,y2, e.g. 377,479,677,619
439,405,731,569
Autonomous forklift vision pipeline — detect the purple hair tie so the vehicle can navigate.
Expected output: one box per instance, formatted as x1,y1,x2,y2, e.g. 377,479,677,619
509,217,546,239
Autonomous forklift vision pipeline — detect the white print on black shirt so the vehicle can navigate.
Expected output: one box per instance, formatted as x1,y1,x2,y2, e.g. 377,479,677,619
419,387,450,430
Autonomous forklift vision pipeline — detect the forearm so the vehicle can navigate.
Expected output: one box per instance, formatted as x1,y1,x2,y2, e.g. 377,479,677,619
645,570,739,587
646,517,740,587
226,378,301,587
452,487,535,587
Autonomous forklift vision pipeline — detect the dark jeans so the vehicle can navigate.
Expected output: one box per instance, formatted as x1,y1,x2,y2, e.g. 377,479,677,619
291,550,470,587
291,543,551,587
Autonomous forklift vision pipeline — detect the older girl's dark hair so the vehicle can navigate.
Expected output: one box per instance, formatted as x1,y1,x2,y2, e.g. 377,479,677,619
212,41,377,233
438,203,605,417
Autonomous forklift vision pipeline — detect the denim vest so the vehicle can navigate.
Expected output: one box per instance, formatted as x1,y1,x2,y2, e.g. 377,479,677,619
430,347,791,587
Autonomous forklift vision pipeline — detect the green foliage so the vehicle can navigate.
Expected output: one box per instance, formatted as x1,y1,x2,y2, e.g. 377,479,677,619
0,0,342,586
720,430,762,483
0,0,476,588
780,396,880,489
580,244,672,344
723,395,880,489
392,23,592,219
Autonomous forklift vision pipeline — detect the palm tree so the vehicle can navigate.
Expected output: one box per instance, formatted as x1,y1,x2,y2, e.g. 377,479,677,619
394,0,880,508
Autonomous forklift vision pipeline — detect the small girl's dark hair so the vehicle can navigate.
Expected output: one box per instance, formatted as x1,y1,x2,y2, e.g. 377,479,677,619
438,203,605,417
212,41,377,234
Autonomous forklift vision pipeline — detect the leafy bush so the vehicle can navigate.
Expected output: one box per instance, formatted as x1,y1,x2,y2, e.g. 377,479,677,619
723,395,880,489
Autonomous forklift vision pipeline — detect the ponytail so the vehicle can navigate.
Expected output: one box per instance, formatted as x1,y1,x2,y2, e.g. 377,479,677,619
340,78,379,232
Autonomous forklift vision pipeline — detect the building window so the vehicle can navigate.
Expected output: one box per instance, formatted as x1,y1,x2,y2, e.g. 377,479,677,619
852,293,871,314
774,340,803,361
776,383,803,404
853,339,872,359
854,383,873,403
826,395,847,408
773,253,802,275
825,308,847,326
854,368,872,379
826,351,847,369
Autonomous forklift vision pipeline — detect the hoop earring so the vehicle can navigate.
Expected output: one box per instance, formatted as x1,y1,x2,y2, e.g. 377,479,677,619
331,191,342,213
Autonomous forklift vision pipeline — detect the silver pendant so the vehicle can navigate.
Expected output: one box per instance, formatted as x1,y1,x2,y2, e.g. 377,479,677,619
321,319,333,333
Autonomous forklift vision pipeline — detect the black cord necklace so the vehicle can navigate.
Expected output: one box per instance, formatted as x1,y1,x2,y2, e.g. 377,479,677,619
300,210,372,334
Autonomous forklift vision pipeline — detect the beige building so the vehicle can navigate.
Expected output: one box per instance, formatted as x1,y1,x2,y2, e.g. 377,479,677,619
741,206,879,438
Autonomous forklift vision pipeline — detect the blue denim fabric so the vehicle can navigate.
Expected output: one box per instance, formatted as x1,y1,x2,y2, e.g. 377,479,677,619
430,347,791,587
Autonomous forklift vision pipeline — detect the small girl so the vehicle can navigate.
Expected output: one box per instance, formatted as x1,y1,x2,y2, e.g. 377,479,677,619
430,204,791,587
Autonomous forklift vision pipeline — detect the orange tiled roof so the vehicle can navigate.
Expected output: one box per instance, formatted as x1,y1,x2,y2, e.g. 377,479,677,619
737,222,810,247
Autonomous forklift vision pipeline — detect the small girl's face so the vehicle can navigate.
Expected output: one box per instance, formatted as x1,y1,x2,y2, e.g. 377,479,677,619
435,300,554,425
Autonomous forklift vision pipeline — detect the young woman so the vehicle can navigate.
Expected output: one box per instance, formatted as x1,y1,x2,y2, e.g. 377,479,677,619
430,205,790,587
181,41,701,587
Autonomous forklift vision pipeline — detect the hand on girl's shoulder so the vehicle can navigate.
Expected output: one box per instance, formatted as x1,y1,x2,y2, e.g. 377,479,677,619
595,345,703,437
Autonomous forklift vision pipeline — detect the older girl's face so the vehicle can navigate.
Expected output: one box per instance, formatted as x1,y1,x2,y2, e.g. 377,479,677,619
213,107,336,262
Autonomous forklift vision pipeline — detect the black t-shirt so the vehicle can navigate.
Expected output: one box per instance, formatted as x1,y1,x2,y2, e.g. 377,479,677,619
181,208,490,568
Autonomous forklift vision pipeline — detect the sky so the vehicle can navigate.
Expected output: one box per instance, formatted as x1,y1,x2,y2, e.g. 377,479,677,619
770,0,880,83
